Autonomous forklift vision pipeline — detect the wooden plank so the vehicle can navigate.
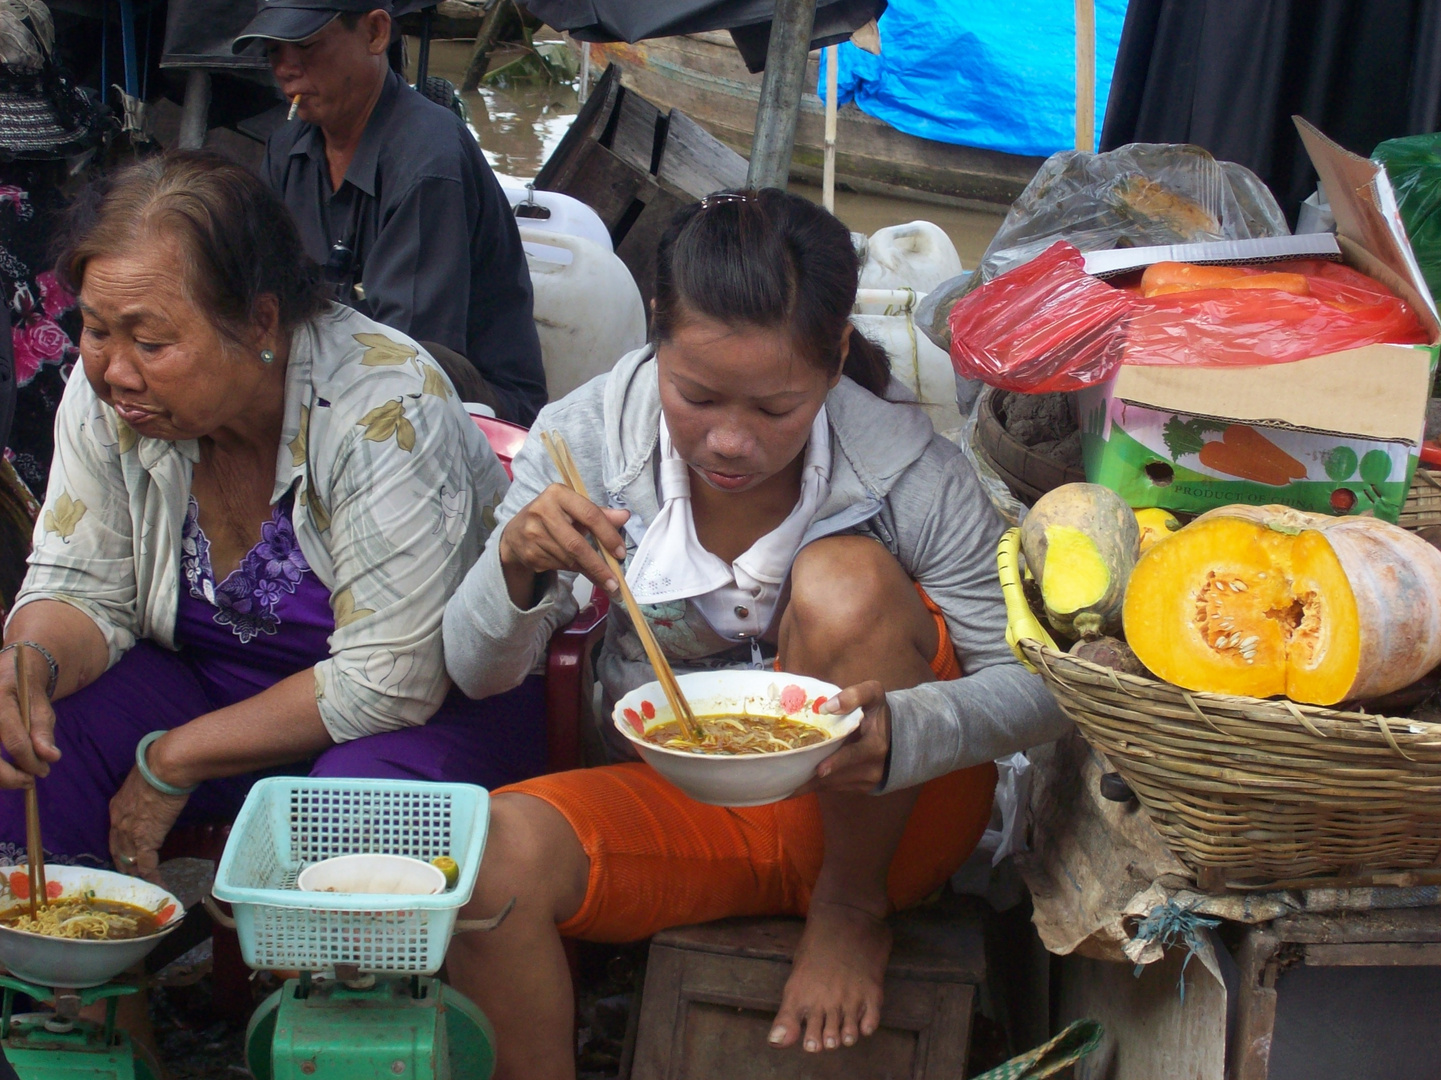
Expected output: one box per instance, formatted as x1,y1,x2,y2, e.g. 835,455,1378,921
540,140,651,235
605,85,664,174
1305,942,1441,967
580,38,1042,207
675,951,942,1031
676,1002,921,1079
535,63,621,193
1075,0,1095,152
1054,949,1227,1080
615,190,688,307
917,985,974,1077
656,110,748,200
655,914,986,985
1230,927,1280,1080
632,945,688,1080
1271,908,1441,945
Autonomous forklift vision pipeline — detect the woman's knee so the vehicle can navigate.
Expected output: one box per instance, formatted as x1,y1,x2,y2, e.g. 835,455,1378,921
787,536,922,644
466,793,589,921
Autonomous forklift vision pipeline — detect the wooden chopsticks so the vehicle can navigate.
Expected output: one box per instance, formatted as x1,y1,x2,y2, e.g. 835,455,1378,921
539,431,703,743
15,650,45,916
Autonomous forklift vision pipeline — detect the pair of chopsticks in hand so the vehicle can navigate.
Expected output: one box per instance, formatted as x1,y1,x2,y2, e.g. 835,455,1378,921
539,432,703,743
15,651,46,917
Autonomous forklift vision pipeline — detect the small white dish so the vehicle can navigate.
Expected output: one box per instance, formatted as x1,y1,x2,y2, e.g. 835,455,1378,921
296,854,445,896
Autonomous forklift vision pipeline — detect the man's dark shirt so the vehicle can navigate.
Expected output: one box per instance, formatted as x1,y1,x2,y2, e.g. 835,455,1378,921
263,69,547,425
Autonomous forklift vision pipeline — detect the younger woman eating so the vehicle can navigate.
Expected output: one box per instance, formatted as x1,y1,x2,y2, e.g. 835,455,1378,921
442,189,1068,1079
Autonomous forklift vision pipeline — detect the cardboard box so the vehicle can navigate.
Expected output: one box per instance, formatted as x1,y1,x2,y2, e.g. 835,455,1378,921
1078,120,1441,522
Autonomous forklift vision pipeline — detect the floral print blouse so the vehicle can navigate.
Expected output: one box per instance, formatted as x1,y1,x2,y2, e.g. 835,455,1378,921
10,303,511,741
181,493,314,644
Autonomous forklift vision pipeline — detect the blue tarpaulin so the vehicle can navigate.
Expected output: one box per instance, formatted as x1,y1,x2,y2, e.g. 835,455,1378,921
820,0,1129,158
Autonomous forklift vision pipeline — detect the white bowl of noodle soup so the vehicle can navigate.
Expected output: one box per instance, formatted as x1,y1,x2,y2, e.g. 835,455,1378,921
613,671,863,807
0,865,184,988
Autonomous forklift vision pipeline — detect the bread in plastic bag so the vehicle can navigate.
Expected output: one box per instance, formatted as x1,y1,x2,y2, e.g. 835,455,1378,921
974,144,1289,287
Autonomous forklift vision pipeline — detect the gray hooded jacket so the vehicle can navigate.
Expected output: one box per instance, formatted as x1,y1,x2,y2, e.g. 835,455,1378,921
443,347,1069,791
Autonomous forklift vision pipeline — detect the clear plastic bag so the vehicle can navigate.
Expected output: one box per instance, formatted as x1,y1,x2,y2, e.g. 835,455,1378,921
974,143,1289,287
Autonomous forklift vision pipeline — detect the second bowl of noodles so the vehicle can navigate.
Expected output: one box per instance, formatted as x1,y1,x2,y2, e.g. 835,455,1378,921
613,671,863,806
0,865,184,987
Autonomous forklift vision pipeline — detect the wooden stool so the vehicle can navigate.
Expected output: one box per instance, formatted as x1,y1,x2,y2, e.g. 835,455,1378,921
631,908,985,1079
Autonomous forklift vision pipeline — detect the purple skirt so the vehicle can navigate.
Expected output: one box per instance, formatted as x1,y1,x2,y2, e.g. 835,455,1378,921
0,493,546,866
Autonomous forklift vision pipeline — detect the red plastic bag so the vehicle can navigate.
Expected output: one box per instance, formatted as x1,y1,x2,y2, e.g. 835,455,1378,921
948,241,1132,393
1122,259,1430,366
948,245,1430,394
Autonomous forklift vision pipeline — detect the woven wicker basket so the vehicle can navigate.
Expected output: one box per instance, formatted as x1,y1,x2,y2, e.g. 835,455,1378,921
1400,468,1441,530
1018,639,1441,886
974,389,1085,505
995,525,1441,888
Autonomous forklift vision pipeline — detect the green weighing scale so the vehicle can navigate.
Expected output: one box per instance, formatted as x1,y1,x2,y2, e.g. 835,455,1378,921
2,777,504,1080
213,776,506,1080
0,976,157,1080
244,970,495,1080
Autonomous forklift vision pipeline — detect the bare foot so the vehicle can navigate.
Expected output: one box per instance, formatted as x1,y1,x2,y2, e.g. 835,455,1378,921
768,899,892,1053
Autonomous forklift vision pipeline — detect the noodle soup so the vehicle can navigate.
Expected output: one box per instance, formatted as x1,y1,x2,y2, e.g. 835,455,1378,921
0,896,168,941
615,671,862,807
642,714,831,755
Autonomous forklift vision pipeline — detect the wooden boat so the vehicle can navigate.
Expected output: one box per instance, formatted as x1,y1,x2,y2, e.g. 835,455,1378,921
572,32,1043,209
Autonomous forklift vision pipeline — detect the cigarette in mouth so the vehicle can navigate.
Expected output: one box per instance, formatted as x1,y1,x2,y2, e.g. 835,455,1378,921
288,94,301,121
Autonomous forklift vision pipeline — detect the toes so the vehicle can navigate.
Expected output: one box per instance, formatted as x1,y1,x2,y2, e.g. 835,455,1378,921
840,1001,861,1047
768,1001,803,1049
859,986,884,1037
821,1006,844,1051
802,1009,826,1053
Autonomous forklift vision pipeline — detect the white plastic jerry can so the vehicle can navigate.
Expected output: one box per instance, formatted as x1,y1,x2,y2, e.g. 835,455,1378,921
855,221,963,314
519,227,647,402
852,287,962,434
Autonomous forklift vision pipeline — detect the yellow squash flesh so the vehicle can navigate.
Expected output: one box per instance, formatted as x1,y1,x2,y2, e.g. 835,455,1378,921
1021,483,1140,639
1123,505,1441,705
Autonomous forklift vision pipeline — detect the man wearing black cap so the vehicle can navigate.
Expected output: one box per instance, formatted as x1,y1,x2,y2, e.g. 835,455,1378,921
234,0,547,425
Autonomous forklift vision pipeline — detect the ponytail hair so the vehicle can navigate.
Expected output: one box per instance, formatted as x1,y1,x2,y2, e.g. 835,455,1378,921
652,188,892,398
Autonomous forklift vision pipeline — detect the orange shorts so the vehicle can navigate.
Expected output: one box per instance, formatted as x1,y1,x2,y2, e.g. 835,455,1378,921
496,587,996,943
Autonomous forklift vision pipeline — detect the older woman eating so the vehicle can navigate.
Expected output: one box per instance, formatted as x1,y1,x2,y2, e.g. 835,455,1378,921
0,151,540,878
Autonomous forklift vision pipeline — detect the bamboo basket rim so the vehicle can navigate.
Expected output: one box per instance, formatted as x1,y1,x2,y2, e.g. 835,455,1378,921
1017,637,1441,758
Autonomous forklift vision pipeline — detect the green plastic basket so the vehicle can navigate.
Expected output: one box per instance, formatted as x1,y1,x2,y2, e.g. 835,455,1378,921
213,777,489,975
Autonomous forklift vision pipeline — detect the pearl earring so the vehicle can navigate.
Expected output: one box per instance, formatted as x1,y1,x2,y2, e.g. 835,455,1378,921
260,349,276,364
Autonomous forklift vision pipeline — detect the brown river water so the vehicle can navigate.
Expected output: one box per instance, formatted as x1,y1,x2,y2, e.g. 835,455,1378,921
405,35,1005,267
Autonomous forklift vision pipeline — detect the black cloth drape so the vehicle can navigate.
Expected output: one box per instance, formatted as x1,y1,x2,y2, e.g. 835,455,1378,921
523,0,884,71
1100,0,1441,224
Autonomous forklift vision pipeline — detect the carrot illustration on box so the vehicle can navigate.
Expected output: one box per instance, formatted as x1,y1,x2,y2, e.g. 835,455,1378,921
1162,418,1307,487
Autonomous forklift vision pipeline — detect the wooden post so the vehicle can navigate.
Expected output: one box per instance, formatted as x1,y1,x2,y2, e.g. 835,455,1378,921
416,5,433,85
1075,0,1095,152
177,69,211,150
461,0,507,92
746,0,818,190
579,40,591,101
822,44,838,211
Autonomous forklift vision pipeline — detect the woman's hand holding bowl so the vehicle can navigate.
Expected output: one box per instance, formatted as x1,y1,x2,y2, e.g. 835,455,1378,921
498,483,630,606
800,680,891,794
0,645,60,789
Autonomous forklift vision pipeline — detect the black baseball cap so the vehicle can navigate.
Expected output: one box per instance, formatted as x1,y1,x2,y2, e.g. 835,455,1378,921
232,0,392,53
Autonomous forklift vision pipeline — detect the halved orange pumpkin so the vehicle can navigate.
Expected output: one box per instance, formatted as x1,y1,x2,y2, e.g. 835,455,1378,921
1122,505,1441,705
